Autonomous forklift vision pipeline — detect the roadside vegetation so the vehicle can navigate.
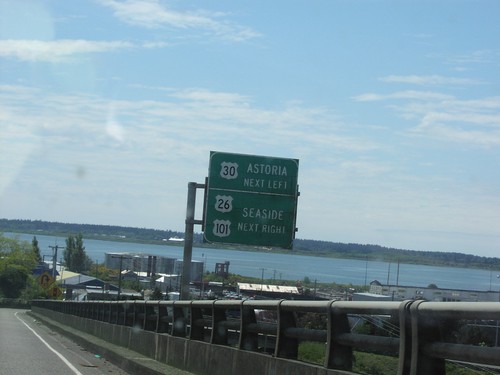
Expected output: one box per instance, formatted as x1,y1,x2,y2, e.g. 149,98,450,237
0,232,109,303
297,344,488,375
0,234,45,303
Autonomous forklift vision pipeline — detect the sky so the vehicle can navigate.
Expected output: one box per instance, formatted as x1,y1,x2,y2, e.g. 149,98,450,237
0,0,499,258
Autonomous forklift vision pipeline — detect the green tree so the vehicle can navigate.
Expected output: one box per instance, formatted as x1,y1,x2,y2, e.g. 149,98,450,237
0,234,38,298
0,266,29,298
64,234,91,273
64,235,75,270
32,236,42,263
72,234,86,273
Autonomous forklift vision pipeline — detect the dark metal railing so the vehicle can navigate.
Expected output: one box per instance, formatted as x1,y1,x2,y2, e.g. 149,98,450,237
31,299,500,375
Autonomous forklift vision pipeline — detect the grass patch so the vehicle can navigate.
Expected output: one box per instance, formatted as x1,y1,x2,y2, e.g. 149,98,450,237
298,341,325,365
298,342,400,374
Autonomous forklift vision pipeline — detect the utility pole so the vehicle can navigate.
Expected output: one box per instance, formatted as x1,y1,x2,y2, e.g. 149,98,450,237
496,275,500,347
396,259,400,286
48,245,64,279
111,255,126,300
200,253,206,299
364,256,368,287
260,268,266,294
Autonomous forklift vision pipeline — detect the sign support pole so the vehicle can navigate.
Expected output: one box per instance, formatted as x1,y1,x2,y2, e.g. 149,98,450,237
181,182,204,300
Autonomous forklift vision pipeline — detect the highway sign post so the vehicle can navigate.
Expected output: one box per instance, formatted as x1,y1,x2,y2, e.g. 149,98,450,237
204,151,299,249
180,151,299,299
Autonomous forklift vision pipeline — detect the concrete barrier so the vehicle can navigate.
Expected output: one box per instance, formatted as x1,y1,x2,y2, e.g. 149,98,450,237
31,306,346,375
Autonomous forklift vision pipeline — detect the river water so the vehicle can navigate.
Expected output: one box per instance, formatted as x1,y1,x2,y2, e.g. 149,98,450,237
6,232,500,292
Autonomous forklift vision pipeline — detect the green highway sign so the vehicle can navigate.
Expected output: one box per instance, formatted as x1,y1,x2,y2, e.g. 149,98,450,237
204,190,297,248
207,151,299,196
204,151,299,249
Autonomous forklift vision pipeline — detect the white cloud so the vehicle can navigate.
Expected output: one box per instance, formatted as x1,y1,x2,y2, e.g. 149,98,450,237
380,75,484,86
352,90,452,102
0,39,133,62
97,0,261,42
412,122,500,146
419,109,500,129
142,41,170,48
412,105,500,146
0,84,379,198
98,0,216,29
446,50,496,65
169,88,250,105
353,82,500,146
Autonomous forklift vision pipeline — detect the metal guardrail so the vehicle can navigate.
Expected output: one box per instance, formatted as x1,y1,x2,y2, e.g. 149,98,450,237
31,299,500,375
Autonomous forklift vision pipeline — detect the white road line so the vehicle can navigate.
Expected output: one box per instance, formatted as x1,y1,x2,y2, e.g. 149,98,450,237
14,312,84,375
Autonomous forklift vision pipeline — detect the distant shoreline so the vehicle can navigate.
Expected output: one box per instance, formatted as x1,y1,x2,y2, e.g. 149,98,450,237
1,218,499,271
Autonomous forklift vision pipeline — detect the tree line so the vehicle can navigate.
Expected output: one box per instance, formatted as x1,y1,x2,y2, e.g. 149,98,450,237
292,239,500,269
0,218,200,244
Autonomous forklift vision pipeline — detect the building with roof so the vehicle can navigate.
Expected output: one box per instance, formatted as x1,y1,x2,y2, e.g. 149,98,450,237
118,270,180,292
366,280,500,302
105,252,176,274
237,283,300,298
173,260,204,282
57,269,119,300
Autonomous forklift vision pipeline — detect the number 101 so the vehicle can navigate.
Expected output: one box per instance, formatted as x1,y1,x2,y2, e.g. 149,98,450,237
213,220,231,238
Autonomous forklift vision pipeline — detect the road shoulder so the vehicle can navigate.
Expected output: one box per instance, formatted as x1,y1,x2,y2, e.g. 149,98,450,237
28,310,193,375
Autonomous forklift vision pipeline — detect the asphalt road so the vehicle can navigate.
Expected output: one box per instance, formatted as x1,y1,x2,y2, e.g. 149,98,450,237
0,308,131,375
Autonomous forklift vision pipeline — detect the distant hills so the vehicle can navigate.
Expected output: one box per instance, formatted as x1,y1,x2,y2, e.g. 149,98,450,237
1,218,498,270
0,218,193,245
